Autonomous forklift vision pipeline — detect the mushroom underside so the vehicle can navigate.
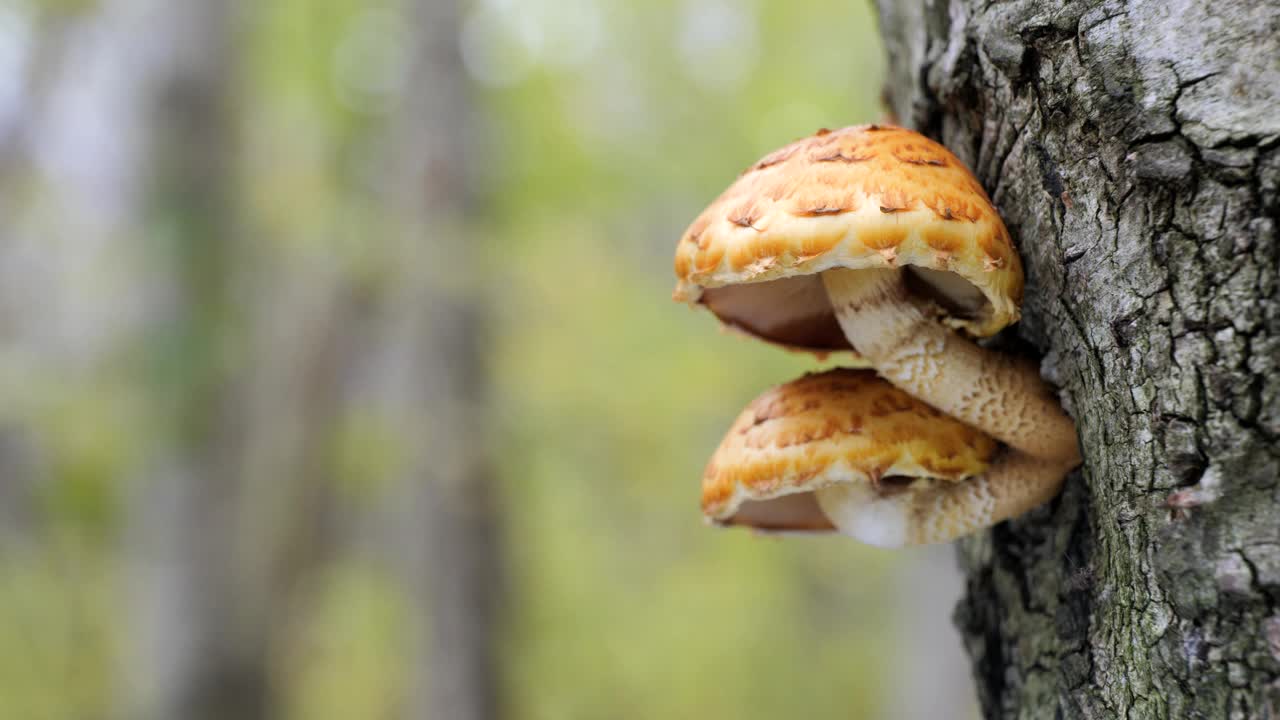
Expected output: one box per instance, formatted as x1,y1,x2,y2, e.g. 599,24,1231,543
721,474,942,530
715,476,935,533
720,492,835,532
701,267,989,351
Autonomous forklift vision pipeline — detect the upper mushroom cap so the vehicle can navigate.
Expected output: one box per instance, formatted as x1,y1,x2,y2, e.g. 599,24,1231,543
673,125,1024,350
702,368,998,531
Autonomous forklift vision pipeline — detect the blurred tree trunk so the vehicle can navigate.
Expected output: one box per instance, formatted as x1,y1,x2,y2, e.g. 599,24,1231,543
876,1,1280,717
381,0,502,718
128,2,257,716
126,2,346,718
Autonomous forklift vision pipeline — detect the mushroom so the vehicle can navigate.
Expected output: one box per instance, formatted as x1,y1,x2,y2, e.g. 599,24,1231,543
674,125,1080,465
703,369,1072,547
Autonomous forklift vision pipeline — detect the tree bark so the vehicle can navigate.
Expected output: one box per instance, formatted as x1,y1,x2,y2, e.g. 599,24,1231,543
876,1,1280,718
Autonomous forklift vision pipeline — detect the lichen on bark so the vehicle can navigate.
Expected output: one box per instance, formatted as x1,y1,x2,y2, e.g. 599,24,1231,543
875,1,1280,717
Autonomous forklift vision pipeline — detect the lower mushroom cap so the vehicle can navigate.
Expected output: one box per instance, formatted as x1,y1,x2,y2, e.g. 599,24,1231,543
701,368,998,531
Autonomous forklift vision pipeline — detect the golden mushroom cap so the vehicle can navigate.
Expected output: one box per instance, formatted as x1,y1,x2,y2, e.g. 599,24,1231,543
702,368,998,532
673,125,1024,352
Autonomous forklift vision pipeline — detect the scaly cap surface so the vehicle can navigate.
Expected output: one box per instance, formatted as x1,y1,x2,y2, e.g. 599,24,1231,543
702,368,998,529
673,125,1024,349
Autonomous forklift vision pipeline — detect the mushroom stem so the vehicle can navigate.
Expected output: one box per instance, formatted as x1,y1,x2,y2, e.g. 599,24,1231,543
813,450,1072,547
822,267,1081,464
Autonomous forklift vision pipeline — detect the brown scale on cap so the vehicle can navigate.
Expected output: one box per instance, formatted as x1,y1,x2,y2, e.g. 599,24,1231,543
673,124,1023,351
703,369,997,519
703,369,1070,547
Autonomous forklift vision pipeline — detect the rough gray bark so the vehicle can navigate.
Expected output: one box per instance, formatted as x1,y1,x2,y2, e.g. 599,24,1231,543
876,1,1280,718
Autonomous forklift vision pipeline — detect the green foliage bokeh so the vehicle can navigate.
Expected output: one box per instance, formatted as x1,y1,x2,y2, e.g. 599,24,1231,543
0,0,897,717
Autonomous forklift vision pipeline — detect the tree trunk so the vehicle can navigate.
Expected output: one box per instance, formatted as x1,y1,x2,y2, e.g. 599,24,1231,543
379,0,502,717
125,2,266,717
876,1,1280,718
125,2,344,717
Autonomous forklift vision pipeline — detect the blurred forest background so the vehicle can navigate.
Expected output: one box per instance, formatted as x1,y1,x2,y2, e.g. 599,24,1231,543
0,0,976,718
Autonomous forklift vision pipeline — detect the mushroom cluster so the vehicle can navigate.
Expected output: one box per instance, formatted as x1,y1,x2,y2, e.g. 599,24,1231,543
674,125,1081,547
